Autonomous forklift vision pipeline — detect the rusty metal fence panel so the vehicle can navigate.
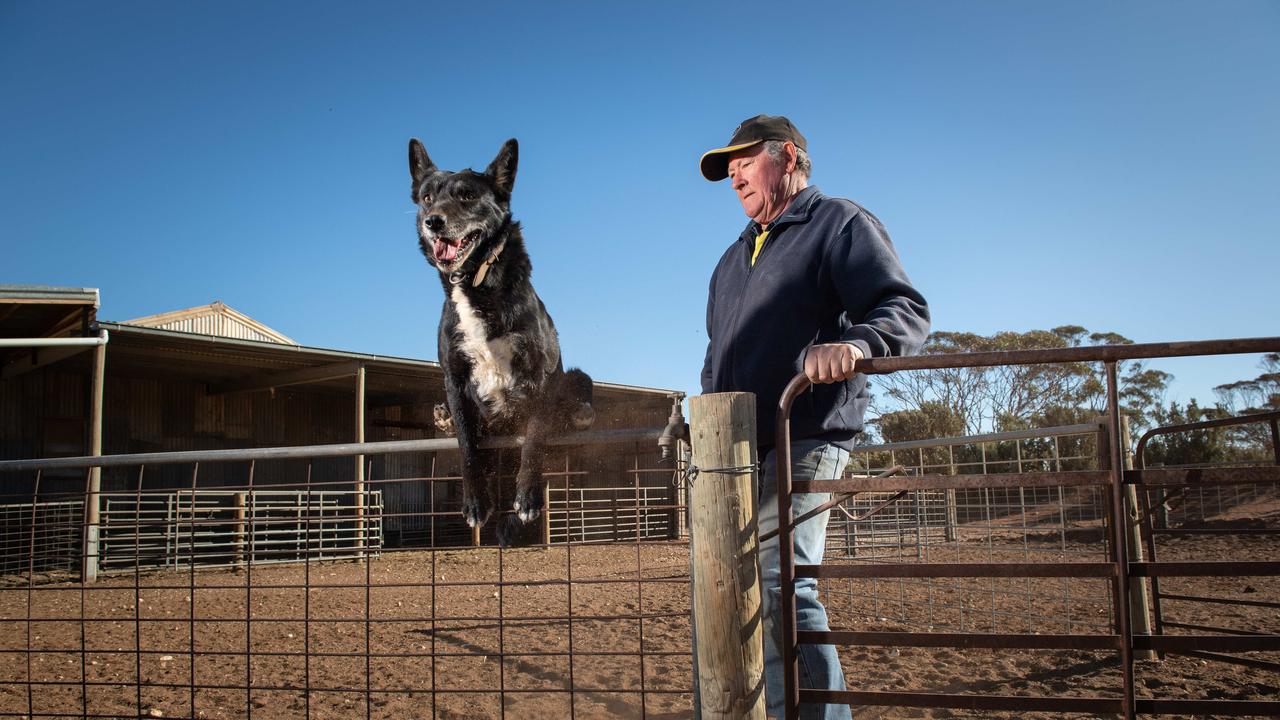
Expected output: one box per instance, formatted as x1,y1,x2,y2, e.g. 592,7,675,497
774,337,1280,720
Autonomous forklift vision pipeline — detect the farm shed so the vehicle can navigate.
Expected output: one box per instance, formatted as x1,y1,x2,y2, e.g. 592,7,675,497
0,286,682,567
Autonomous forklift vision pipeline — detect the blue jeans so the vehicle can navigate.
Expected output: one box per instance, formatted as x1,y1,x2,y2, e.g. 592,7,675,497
757,439,851,720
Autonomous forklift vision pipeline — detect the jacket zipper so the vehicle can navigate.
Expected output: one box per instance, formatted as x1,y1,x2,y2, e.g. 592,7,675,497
725,224,782,390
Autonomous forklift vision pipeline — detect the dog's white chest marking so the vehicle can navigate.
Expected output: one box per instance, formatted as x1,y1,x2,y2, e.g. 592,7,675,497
450,286,515,414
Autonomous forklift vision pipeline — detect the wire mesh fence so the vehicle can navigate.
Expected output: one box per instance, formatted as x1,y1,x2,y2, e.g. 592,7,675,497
0,499,82,577
0,432,695,719
825,424,1118,638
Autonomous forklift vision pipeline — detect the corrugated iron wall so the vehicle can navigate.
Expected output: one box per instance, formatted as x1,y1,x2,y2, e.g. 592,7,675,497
0,368,88,496
2,362,677,545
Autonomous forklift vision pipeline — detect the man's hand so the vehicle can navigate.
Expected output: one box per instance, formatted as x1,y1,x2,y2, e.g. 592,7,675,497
803,343,864,384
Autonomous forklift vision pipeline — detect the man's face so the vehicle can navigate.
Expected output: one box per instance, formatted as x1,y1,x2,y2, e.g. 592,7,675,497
727,143,792,225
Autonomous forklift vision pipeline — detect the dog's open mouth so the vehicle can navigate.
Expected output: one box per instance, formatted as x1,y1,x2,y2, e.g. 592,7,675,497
432,230,483,267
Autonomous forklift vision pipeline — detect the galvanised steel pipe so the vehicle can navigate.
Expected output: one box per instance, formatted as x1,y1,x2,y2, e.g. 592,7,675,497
0,427,663,472
0,330,109,347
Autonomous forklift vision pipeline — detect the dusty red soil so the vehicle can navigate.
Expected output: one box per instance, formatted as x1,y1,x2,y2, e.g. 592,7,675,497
1,496,1276,719
1,543,694,719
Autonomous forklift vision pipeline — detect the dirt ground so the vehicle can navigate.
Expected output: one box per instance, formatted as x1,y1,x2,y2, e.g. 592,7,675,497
1,498,1276,720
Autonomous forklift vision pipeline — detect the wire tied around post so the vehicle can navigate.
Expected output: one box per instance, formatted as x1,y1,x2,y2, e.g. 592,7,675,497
679,462,758,488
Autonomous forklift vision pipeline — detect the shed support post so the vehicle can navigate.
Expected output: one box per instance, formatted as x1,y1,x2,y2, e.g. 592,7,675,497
355,364,366,558
82,334,106,583
688,392,766,720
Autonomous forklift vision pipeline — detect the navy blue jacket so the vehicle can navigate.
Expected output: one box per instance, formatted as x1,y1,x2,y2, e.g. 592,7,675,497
701,186,930,451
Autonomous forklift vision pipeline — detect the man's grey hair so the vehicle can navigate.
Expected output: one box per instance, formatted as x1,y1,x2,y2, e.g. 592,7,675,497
763,139,812,179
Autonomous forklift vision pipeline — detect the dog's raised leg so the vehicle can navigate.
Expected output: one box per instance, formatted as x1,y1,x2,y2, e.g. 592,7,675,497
511,412,550,525
444,382,493,529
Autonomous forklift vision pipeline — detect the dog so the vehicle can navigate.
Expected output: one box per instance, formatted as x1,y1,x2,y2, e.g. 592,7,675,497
410,137,594,545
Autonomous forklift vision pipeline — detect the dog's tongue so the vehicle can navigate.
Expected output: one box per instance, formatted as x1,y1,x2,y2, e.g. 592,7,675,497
434,238,459,262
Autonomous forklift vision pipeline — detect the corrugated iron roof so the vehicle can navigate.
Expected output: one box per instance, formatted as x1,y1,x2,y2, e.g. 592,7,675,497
0,285,100,307
123,301,296,344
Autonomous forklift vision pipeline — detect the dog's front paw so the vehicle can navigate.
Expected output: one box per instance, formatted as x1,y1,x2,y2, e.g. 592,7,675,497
462,495,492,529
512,485,545,524
433,404,455,436
571,402,595,430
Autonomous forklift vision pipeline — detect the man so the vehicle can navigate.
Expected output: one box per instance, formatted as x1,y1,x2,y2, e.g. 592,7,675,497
699,115,930,719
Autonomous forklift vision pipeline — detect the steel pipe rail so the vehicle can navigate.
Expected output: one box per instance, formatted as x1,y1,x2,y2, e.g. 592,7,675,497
0,330,108,348
0,427,662,472
850,336,1279,374
850,422,1101,453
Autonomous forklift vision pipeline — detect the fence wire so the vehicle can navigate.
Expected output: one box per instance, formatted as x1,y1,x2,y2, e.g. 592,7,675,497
0,436,694,720
824,425,1116,638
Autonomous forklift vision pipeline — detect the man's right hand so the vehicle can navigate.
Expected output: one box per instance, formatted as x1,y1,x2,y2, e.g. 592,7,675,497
803,343,863,384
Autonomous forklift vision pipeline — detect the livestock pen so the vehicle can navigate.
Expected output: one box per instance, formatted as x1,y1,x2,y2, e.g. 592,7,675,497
1,337,1278,719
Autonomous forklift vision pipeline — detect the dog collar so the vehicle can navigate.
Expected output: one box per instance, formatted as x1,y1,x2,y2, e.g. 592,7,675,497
469,238,507,287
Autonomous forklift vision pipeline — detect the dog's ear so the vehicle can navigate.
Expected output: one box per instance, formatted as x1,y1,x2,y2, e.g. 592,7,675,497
485,139,518,195
408,138,437,203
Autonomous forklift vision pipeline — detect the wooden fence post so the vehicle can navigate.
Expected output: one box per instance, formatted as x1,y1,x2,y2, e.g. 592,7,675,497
688,392,766,719
1121,415,1156,660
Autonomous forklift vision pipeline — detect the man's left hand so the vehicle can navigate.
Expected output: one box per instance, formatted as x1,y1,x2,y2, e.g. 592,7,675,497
803,343,864,384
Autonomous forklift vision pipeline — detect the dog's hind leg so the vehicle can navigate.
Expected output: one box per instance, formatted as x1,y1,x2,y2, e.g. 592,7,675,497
495,511,535,549
556,368,596,431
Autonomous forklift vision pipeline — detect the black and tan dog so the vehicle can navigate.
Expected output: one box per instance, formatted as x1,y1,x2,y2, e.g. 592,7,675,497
410,137,593,545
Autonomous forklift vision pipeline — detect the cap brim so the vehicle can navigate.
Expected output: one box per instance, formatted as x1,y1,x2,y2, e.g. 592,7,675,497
699,140,763,181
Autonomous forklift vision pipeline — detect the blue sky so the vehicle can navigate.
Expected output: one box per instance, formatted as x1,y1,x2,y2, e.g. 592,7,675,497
3,1,1277,407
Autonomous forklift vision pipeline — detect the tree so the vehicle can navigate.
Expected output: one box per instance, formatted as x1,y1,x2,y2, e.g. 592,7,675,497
1141,400,1229,468
1215,353,1280,414
868,325,1170,440
1212,352,1280,461
877,401,965,443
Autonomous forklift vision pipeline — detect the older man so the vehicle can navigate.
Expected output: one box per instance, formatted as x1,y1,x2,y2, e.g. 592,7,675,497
699,115,930,719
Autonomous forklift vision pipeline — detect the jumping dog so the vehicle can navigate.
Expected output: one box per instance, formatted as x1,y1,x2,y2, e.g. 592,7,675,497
410,137,594,546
